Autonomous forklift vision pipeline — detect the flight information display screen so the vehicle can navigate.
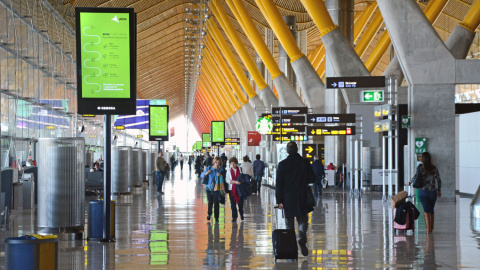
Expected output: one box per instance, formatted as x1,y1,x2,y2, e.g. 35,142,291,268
202,133,211,148
211,121,225,145
149,105,169,141
75,7,136,115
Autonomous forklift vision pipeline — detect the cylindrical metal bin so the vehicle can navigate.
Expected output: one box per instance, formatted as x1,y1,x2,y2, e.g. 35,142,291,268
37,138,85,238
5,235,58,270
144,149,151,182
132,148,142,187
85,150,94,168
150,151,157,186
112,146,132,194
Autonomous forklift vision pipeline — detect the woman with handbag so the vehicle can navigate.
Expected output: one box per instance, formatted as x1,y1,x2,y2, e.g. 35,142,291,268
407,152,442,233
201,157,224,222
226,157,245,222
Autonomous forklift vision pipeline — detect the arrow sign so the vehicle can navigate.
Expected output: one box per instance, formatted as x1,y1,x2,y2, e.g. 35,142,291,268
305,146,313,154
361,90,384,102
302,144,317,163
331,82,337,87
310,118,316,122
364,93,372,99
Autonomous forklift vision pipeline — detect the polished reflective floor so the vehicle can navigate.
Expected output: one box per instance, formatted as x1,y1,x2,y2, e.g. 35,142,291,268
1,166,480,269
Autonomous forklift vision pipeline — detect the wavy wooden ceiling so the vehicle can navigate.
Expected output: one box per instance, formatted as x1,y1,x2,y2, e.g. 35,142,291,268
50,0,478,121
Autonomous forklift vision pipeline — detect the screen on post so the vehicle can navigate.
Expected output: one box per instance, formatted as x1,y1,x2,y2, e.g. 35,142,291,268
202,133,211,148
75,8,136,115
149,105,169,141
211,121,225,145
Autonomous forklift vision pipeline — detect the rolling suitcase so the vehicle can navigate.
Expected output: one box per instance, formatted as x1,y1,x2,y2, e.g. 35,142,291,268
272,209,298,261
393,207,415,232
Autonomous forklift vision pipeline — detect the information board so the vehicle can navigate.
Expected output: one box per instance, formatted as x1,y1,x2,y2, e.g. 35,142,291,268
202,133,211,148
302,144,316,164
272,115,306,124
211,121,225,145
307,126,356,136
307,114,356,124
75,7,136,115
326,76,385,89
149,105,169,141
272,107,308,115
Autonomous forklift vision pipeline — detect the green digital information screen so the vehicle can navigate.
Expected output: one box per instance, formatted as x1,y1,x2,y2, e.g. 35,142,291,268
149,105,169,141
211,121,225,144
202,133,211,148
79,12,131,98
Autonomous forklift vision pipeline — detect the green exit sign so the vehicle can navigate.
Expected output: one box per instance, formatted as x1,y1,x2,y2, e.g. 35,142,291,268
361,90,384,102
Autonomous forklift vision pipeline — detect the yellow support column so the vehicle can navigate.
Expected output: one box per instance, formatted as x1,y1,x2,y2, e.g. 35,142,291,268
206,20,257,99
354,2,378,43
204,51,243,109
365,0,448,72
199,78,230,118
227,0,283,79
202,68,236,114
459,0,480,32
254,0,305,63
205,36,247,105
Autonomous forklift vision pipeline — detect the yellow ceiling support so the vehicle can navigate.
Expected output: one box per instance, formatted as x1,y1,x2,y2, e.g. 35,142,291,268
459,0,480,32
254,0,305,63
201,68,235,115
312,45,325,71
318,60,325,78
199,79,230,119
203,56,241,110
205,37,247,105
198,88,224,120
207,4,258,99
365,0,448,72
354,2,378,43
226,0,283,80
298,0,338,37
204,49,244,108
197,92,218,121
354,9,384,57
308,45,322,67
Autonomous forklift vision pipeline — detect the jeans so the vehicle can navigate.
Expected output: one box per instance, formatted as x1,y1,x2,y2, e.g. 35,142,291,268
206,190,220,219
229,194,244,219
254,173,263,193
419,189,438,214
156,171,165,193
285,214,309,245
180,161,184,170
313,177,323,195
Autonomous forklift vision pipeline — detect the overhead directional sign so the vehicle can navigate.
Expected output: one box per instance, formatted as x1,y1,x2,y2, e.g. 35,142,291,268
272,126,306,134
307,126,356,136
374,104,391,117
302,144,317,164
272,107,308,115
272,115,306,124
326,76,385,89
273,134,308,142
361,90,384,102
225,138,240,142
261,113,271,119
307,114,356,124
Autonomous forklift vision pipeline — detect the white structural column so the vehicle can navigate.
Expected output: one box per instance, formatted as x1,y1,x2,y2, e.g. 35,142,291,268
377,0,457,198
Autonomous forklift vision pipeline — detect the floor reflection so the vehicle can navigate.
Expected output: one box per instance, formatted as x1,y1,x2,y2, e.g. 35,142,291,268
1,165,480,269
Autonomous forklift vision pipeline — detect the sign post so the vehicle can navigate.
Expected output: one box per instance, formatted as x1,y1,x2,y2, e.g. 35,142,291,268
76,7,137,242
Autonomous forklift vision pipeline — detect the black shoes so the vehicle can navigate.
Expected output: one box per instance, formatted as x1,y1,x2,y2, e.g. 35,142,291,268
232,218,237,222
240,214,244,221
299,241,308,256
207,215,211,221
215,218,219,222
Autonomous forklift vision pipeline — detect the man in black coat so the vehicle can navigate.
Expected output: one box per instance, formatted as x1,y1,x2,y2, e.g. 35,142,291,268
312,156,325,196
276,141,315,257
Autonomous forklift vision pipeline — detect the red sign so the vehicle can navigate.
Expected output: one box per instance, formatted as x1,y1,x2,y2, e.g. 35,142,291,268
248,131,261,146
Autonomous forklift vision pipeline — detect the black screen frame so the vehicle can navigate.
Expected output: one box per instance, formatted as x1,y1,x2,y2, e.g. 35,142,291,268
211,121,225,146
75,7,137,115
149,105,169,141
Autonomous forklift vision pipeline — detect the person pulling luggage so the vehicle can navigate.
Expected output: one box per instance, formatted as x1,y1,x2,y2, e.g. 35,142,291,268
275,142,315,256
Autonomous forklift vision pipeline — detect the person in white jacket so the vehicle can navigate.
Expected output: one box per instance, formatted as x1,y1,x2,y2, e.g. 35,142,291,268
240,155,254,178
226,157,244,222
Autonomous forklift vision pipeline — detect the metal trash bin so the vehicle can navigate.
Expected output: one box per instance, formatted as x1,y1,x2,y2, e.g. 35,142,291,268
87,200,116,241
5,234,58,270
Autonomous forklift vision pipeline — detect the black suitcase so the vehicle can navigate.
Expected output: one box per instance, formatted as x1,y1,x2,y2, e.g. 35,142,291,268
250,179,257,193
272,210,298,261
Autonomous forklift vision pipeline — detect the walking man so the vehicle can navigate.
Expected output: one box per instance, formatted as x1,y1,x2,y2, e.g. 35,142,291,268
312,156,325,196
276,142,315,256
156,151,166,195
253,154,266,194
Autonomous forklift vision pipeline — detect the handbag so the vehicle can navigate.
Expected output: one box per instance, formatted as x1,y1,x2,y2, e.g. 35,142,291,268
202,166,211,185
411,171,424,189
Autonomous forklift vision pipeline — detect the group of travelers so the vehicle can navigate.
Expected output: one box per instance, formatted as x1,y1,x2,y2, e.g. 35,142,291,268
155,142,442,257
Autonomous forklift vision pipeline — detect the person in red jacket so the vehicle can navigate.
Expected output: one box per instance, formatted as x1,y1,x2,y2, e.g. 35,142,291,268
326,163,335,170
